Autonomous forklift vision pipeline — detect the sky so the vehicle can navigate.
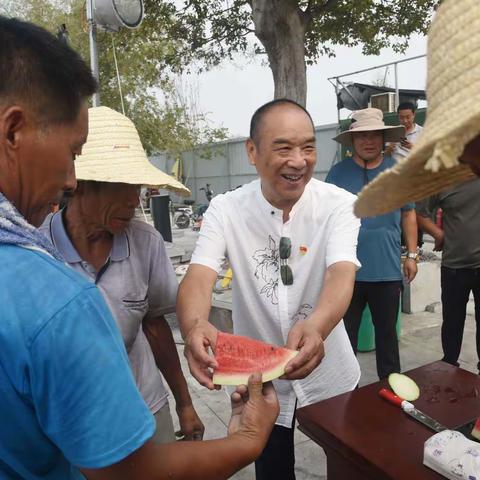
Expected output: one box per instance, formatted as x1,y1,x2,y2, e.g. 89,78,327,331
192,34,428,138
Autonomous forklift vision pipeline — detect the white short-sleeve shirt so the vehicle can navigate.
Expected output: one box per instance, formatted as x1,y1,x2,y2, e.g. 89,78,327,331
40,213,177,414
393,123,423,161
191,178,362,427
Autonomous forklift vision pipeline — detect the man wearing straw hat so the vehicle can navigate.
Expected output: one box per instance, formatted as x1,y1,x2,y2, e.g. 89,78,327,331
354,0,480,374
0,16,279,479
326,107,419,380
40,105,205,444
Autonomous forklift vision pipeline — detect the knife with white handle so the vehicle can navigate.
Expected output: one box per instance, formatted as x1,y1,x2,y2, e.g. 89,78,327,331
379,388,447,433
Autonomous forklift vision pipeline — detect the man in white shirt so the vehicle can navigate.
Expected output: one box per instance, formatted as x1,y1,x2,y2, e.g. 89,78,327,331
385,102,425,248
385,102,423,162
177,99,361,480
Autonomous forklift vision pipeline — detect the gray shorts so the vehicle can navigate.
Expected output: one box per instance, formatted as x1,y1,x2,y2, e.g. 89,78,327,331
150,402,176,444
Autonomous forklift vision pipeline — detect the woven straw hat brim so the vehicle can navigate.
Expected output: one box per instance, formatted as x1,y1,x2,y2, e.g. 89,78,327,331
354,0,480,217
354,152,475,218
333,125,405,146
75,106,190,196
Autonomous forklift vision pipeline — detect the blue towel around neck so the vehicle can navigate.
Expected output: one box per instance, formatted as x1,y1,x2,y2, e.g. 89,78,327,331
0,192,63,261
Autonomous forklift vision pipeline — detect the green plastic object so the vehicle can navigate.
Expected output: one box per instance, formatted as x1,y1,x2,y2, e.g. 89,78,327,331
357,305,402,352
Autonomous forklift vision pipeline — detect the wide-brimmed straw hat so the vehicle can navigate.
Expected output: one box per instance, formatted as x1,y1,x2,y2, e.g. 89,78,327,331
75,106,190,196
354,0,479,218
333,108,405,146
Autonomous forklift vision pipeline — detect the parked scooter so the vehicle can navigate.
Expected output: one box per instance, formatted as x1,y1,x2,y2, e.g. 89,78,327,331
172,184,215,230
196,184,214,217
171,199,195,229
200,183,214,202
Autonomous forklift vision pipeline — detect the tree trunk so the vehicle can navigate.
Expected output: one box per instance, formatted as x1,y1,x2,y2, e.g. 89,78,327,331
251,0,308,106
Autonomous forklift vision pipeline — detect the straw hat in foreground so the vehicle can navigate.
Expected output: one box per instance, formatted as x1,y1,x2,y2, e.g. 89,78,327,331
333,107,405,146
354,0,479,218
75,106,190,196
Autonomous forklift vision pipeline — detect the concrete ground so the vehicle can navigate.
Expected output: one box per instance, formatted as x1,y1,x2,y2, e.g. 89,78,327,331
157,224,479,479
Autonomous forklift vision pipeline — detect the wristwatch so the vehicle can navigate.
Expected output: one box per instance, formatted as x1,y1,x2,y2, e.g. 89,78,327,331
407,252,418,261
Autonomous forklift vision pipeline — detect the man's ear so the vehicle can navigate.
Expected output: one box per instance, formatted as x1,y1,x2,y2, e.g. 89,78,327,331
1,106,27,149
246,138,257,166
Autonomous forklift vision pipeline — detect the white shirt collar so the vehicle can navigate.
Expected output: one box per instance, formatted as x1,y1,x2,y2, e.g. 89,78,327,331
254,179,311,222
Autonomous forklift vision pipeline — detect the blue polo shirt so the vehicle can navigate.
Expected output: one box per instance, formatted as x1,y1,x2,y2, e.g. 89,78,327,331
326,156,414,282
0,244,155,479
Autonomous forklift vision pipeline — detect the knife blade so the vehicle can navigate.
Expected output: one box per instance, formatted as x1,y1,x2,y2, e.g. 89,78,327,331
379,388,447,433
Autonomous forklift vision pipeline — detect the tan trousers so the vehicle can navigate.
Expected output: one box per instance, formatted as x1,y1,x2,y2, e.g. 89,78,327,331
150,402,176,444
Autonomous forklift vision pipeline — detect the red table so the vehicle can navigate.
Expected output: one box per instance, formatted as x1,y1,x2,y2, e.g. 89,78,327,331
297,361,480,479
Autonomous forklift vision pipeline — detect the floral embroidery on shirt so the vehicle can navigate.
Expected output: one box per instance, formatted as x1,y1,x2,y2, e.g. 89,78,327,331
252,235,279,305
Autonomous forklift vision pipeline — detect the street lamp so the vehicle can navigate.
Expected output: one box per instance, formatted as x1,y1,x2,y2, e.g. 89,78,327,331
94,0,144,31
86,0,144,106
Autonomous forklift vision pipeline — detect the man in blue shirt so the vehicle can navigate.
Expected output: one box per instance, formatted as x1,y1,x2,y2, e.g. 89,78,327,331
326,108,418,379
0,16,278,480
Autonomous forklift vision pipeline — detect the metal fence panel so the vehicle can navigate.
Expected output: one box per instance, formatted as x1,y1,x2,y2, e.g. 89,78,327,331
153,122,340,204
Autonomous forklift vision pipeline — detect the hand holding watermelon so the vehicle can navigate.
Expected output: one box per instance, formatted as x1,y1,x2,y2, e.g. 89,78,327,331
228,372,279,455
283,318,325,380
212,332,298,385
184,321,220,390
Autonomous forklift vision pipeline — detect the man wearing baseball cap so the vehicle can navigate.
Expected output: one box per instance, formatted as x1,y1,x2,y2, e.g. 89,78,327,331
326,107,418,380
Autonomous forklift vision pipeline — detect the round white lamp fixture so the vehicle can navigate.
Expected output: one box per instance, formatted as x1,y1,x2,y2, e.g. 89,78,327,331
93,0,144,31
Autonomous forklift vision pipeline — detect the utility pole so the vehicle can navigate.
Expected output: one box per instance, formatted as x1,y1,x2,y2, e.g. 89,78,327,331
85,0,144,107
86,0,100,106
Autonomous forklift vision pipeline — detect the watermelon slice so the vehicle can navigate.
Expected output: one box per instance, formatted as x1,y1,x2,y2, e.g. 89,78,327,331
388,373,420,401
213,332,299,386
472,418,480,441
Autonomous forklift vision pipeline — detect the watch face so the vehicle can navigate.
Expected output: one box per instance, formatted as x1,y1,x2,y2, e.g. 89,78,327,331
112,0,143,27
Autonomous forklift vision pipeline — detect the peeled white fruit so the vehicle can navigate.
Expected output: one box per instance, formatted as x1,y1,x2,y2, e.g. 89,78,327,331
388,373,420,401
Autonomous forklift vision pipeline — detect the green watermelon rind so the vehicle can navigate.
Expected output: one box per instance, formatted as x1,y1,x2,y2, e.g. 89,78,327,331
213,349,299,386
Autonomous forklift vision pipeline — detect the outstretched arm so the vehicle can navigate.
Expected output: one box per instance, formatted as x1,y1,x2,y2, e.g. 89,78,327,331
81,374,279,480
177,264,220,390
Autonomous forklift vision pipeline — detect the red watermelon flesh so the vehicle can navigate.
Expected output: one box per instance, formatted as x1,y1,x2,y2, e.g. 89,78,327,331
472,417,480,441
213,332,299,386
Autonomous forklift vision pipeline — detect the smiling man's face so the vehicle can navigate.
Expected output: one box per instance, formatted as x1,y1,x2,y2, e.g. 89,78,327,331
246,103,316,211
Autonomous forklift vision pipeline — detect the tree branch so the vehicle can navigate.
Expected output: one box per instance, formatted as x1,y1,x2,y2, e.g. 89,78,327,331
206,5,236,18
197,25,252,47
179,0,194,13
210,28,254,43
306,0,338,19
